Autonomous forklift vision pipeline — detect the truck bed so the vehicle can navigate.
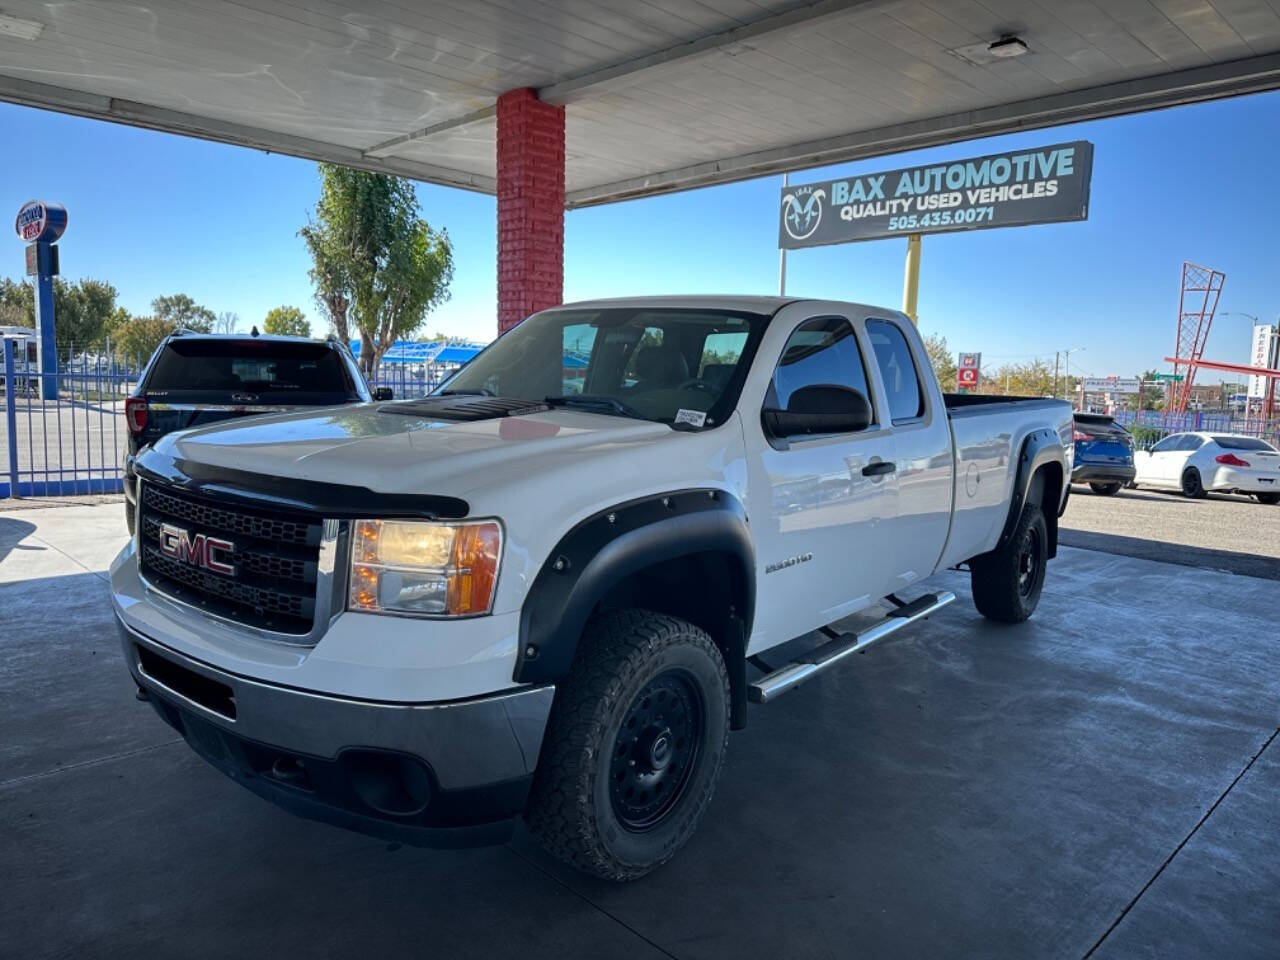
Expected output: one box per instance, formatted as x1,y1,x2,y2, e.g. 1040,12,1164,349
937,393,1074,570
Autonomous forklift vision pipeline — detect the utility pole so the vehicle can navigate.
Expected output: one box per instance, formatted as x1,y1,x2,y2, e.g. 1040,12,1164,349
778,172,788,297
1053,351,1060,398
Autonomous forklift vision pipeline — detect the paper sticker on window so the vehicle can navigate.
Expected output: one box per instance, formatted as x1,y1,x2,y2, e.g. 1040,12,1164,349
675,408,707,428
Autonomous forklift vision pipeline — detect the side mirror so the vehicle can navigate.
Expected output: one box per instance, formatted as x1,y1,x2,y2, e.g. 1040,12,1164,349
762,384,872,439
373,386,393,401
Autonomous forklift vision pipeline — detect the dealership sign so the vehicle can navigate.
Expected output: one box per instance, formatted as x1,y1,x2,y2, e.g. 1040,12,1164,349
957,352,981,390
779,141,1093,249
1247,323,1278,399
1081,376,1141,395
14,200,68,244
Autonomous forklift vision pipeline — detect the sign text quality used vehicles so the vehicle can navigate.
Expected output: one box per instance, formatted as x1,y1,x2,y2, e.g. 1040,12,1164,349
780,140,1093,248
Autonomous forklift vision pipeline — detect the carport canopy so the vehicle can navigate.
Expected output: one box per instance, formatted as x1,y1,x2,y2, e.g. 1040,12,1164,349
3,0,1279,328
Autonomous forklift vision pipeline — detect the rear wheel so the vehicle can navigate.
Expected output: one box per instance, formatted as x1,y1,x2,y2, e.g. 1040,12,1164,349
1256,493,1280,505
1181,468,1207,499
1089,482,1122,496
970,504,1048,623
525,609,729,881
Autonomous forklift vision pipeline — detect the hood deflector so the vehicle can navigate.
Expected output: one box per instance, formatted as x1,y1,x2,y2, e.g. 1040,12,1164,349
379,396,550,421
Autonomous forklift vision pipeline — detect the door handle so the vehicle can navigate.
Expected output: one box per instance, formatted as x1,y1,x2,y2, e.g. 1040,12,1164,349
862,460,896,476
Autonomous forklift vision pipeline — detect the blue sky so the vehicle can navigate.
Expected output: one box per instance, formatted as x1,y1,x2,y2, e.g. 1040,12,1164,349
2,90,1278,379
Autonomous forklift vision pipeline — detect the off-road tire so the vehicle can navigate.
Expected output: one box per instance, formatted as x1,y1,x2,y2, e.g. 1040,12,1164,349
525,609,730,882
1181,468,1207,499
1256,493,1280,505
970,504,1048,623
1089,482,1122,496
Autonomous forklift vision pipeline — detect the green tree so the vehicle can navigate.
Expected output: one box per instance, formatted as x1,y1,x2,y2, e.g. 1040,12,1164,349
263,305,311,338
54,279,118,353
922,332,958,388
152,293,215,333
300,163,453,376
0,277,119,353
113,315,175,365
0,277,34,327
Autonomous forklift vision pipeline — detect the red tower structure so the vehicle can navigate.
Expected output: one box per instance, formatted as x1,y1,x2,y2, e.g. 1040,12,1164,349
1169,262,1226,414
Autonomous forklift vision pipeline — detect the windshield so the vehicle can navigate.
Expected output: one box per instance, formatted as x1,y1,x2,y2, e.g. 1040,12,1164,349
146,340,358,402
438,307,769,428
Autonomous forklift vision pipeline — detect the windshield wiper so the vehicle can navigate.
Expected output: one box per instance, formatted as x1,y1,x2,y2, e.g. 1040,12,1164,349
544,395,648,421
439,387,495,397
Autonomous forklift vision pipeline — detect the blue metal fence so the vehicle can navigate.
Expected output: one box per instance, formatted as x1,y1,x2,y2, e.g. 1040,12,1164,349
1,341,142,498
1,341,466,499
1113,408,1280,447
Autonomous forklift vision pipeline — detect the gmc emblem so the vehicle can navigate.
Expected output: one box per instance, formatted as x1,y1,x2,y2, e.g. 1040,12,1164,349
158,522,237,576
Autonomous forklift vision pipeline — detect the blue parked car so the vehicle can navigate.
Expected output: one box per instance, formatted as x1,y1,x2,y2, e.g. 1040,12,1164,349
1071,412,1135,495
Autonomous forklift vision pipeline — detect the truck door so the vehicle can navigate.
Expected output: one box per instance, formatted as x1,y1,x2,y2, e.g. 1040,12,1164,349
744,313,898,650
864,318,954,586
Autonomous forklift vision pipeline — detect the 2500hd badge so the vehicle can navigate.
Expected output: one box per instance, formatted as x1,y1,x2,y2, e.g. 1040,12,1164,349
112,296,1071,881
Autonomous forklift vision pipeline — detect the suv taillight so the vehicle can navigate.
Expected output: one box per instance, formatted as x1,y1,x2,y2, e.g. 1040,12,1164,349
125,397,148,434
1216,453,1250,467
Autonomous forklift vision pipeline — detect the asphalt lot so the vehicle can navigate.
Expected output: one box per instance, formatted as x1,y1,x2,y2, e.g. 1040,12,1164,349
2,502,1278,959
1061,482,1280,579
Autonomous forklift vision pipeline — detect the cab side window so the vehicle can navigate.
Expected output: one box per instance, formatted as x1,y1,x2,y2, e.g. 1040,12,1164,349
866,319,925,423
770,316,872,412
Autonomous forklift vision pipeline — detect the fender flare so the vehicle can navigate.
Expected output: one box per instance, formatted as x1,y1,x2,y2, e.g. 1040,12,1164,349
996,428,1066,559
514,489,755,685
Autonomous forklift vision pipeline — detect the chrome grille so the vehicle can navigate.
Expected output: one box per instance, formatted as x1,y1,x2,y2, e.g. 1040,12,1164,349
138,483,324,635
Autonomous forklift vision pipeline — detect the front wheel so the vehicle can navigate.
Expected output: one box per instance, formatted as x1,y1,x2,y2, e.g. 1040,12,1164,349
1181,468,1207,499
970,504,1048,623
525,610,730,881
1256,492,1280,505
1089,482,1122,496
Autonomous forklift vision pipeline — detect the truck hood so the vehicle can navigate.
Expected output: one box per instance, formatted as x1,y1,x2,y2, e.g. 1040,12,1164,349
152,401,675,499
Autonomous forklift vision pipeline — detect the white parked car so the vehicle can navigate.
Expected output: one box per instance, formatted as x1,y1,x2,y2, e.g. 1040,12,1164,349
1133,432,1280,503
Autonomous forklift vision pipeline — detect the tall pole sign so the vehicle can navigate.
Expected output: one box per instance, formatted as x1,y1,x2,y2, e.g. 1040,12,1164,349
15,200,67,401
957,352,981,391
778,141,1093,325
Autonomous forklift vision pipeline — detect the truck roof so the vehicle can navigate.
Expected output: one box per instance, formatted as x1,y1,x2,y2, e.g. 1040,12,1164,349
555,295,909,322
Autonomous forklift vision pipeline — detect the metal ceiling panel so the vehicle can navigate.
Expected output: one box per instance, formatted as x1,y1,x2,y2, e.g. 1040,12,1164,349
0,0,1277,204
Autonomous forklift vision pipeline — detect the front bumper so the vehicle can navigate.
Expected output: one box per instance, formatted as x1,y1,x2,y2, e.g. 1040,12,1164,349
1071,462,1135,485
119,617,554,848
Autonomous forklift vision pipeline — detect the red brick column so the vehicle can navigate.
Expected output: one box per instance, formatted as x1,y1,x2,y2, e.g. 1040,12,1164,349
496,88,565,334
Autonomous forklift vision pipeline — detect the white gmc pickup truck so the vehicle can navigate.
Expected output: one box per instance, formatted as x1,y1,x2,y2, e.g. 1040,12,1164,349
112,296,1072,880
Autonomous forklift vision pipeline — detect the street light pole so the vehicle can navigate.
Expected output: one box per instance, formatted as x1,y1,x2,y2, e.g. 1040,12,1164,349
778,172,788,297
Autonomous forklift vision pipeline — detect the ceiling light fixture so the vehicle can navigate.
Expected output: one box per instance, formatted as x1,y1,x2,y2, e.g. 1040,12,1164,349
0,13,44,41
987,35,1029,58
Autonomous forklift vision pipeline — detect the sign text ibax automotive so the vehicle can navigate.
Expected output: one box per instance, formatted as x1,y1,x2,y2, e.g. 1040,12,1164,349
779,140,1093,249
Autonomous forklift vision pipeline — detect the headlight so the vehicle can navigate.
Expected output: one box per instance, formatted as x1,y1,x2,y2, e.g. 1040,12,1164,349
348,519,502,617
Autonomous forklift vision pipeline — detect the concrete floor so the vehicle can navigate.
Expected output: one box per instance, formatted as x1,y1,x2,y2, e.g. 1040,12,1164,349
2,503,1277,959
1061,482,1280,579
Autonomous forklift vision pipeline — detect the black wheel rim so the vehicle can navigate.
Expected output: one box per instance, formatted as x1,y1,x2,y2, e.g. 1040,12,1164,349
1184,471,1200,495
609,668,703,832
1017,526,1041,599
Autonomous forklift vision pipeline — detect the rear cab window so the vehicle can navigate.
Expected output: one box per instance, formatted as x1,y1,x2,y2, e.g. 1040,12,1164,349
866,319,925,423
145,339,358,403
1212,436,1277,451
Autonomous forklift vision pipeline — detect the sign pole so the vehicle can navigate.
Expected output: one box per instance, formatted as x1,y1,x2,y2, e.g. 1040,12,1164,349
14,200,67,402
902,233,921,324
33,242,57,401
778,172,789,296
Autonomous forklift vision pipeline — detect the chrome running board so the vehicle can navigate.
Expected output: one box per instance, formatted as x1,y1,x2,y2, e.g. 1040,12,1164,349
747,591,956,704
